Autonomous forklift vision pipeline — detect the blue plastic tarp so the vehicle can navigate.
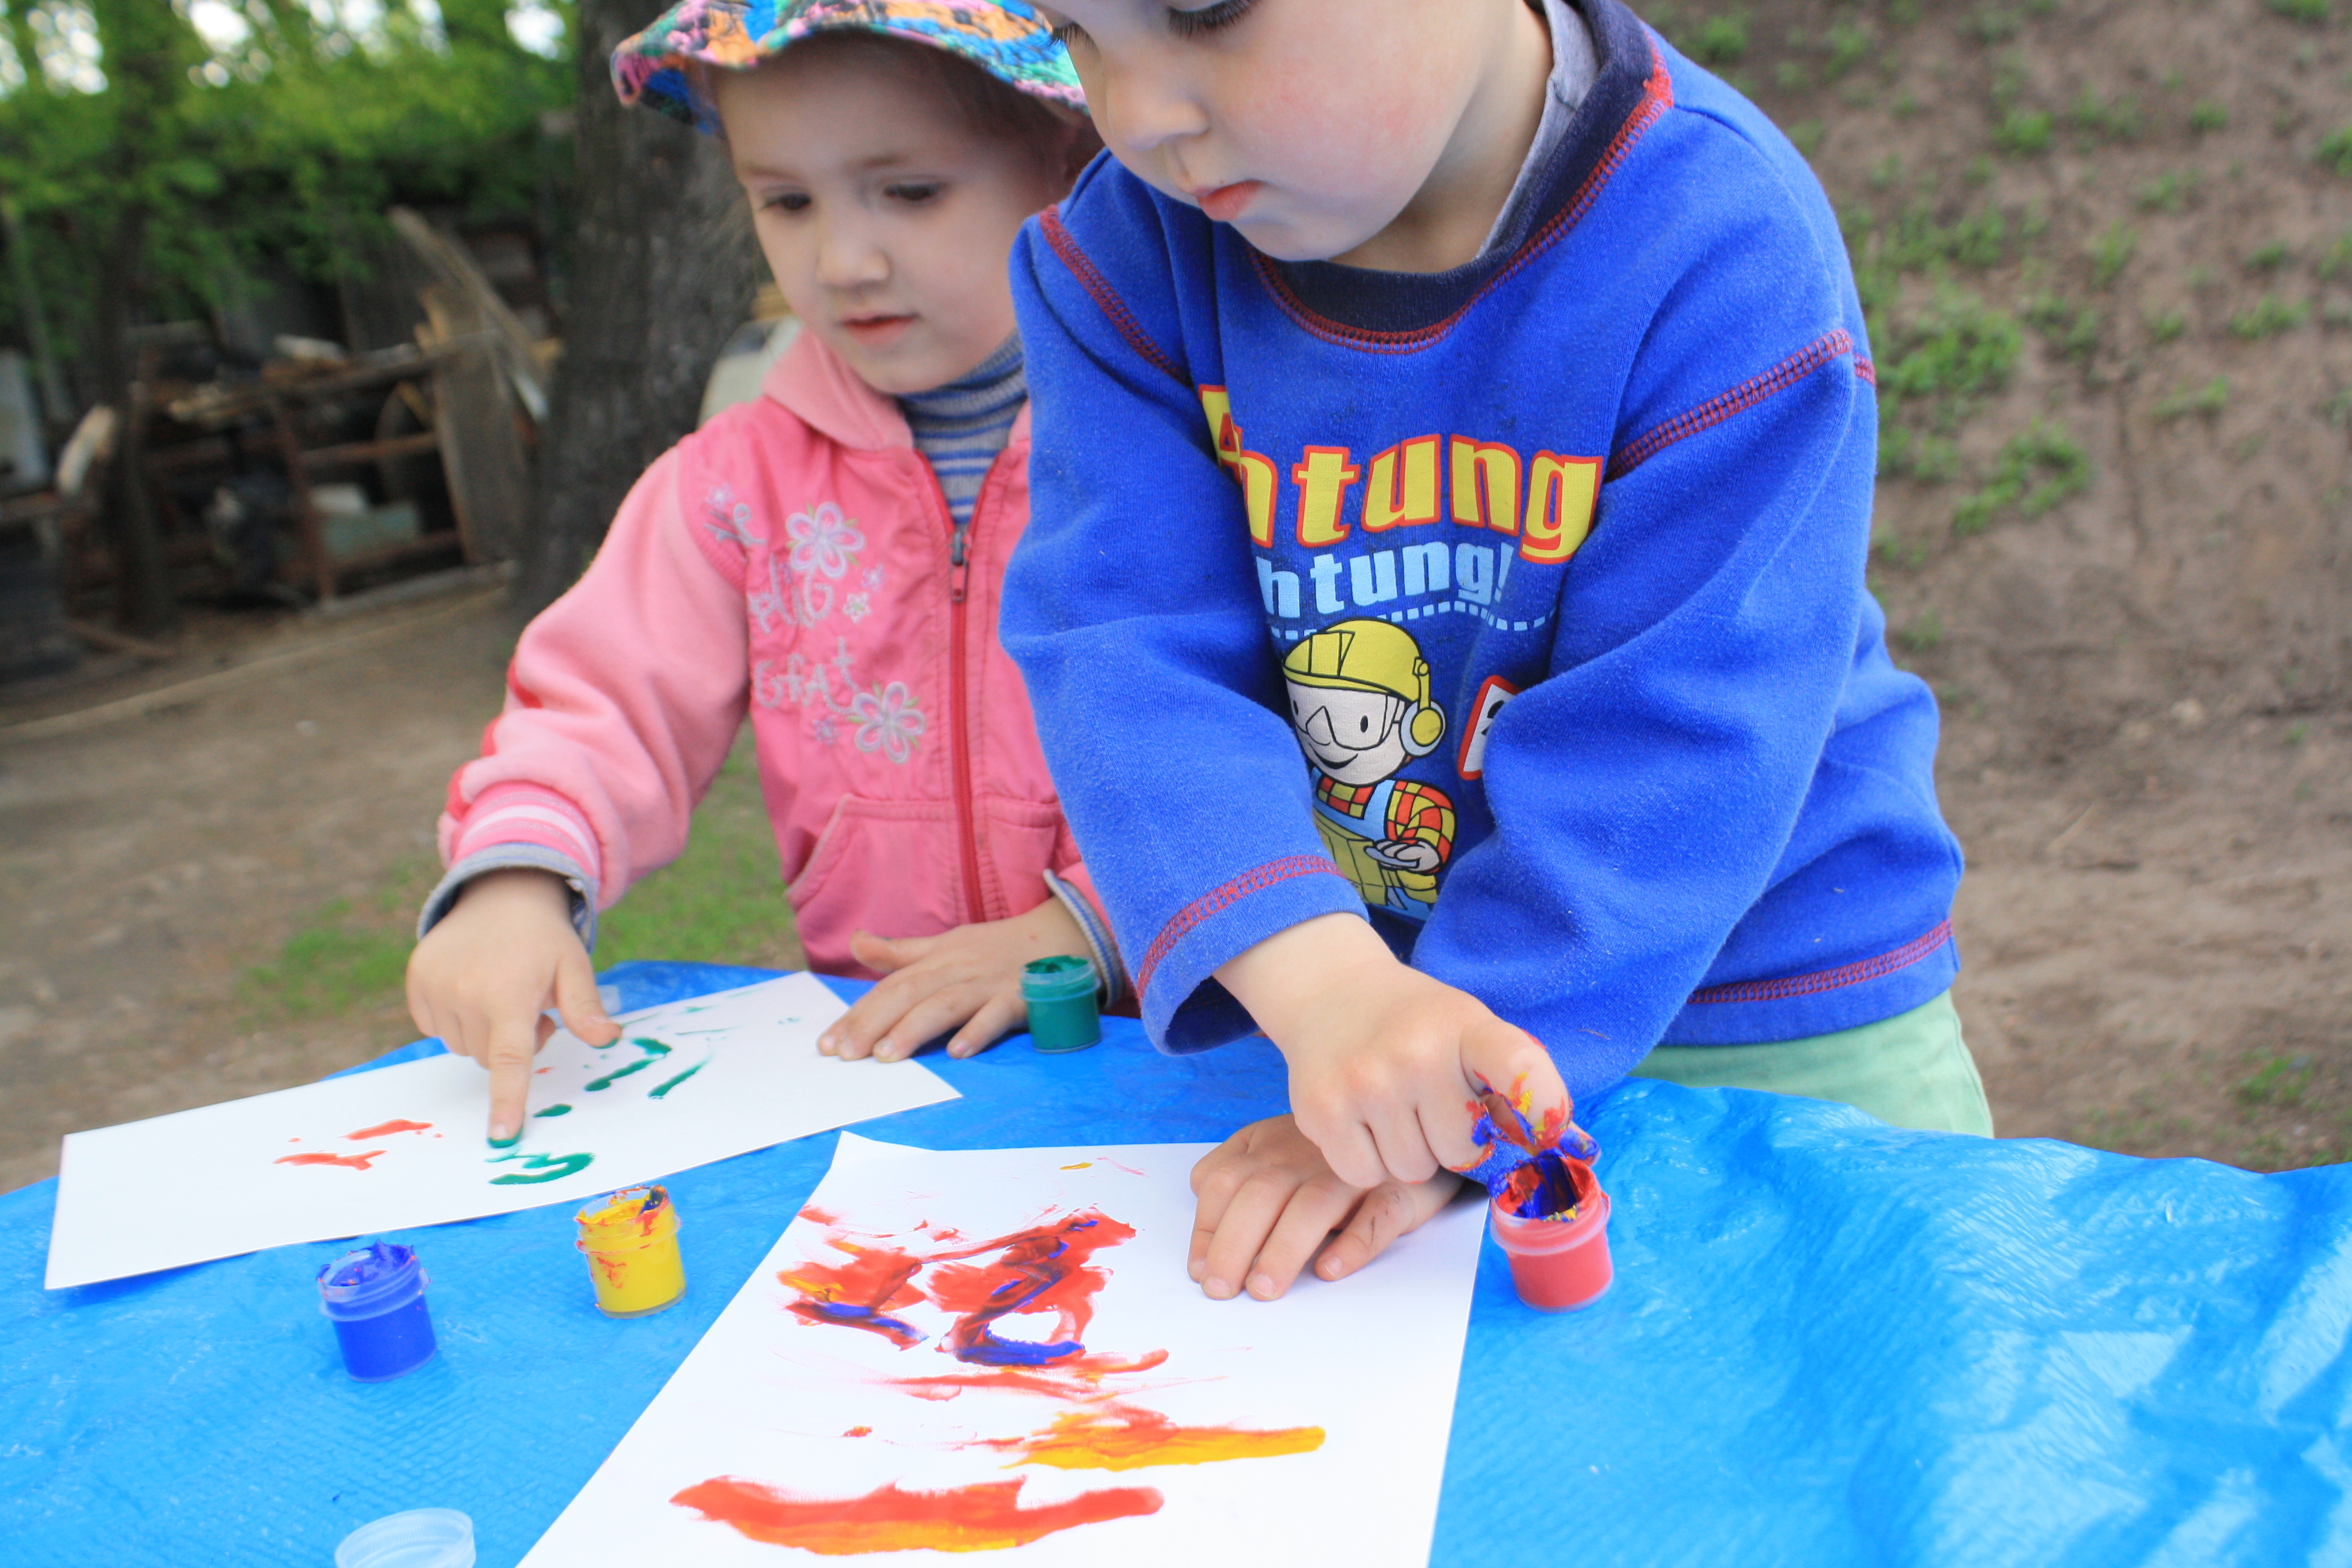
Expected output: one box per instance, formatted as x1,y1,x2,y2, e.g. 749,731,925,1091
3,961,2350,1566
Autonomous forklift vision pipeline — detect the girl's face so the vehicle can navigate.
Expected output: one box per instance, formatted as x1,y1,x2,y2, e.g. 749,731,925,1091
1036,0,1543,271
715,48,1067,395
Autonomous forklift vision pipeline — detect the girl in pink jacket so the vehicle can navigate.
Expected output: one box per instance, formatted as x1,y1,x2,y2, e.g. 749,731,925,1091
406,3,1119,1145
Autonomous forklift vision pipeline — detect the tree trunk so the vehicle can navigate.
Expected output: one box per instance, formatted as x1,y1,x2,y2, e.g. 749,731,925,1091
512,0,764,617
93,205,175,636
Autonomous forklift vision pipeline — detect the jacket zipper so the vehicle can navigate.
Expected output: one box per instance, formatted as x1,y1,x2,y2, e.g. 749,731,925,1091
926,460,987,927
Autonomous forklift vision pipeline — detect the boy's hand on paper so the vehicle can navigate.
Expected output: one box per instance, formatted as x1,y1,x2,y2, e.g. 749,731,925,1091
405,867,618,1145
1215,913,1569,1190
1189,1116,1466,1301
821,897,1092,1063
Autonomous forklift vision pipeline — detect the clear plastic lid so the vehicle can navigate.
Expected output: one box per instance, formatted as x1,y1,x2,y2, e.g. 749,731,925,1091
333,1508,474,1568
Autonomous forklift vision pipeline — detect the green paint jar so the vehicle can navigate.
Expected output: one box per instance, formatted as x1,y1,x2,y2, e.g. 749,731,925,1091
1022,955,1101,1054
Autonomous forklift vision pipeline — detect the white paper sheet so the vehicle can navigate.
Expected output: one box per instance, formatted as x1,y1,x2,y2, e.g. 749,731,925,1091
524,1134,1485,1567
46,974,957,1289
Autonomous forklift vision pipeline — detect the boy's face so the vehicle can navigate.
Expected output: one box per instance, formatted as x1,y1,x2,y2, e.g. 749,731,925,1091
1036,0,1534,267
715,50,1065,395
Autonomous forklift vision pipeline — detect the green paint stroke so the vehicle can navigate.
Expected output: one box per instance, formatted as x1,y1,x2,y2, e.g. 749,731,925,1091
585,1036,673,1091
534,1103,573,1117
647,1060,708,1100
487,1151,595,1184
629,1037,674,1056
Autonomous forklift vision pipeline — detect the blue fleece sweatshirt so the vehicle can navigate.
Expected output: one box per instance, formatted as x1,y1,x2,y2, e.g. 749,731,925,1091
1001,0,1964,1103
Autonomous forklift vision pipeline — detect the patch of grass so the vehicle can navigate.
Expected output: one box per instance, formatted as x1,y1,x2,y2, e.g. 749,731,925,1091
2134,170,2199,212
1971,6,2022,43
238,860,439,1024
1881,289,2024,414
2247,240,2293,272
1895,609,1945,654
2027,292,2101,359
2154,375,2232,419
2070,87,2142,143
2236,1054,2315,1109
2265,0,2331,21
1953,419,2093,533
2321,228,2352,279
2229,295,2310,339
594,742,798,969
1880,201,2012,272
2189,99,2230,134
2147,310,2188,343
1786,117,1826,157
1878,426,1962,484
1681,10,1751,65
2322,387,2352,427
2089,222,2138,289
1823,19,1877,78
1870,152,1906,189
2318,123,2352,177
1871,529,1932,570
1994,108,2054,155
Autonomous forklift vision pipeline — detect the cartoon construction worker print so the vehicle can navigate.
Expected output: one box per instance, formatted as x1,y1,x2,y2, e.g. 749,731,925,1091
1282,619,1458,920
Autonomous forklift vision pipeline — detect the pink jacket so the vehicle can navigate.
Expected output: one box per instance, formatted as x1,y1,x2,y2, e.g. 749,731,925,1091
431,331,1122,993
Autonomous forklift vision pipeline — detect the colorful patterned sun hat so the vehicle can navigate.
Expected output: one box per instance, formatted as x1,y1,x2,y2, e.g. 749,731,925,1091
612,0,1083,125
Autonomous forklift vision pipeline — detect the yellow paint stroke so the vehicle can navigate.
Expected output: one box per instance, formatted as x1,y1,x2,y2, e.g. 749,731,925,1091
1059,1161,1093,1170
991,1405,1325,1472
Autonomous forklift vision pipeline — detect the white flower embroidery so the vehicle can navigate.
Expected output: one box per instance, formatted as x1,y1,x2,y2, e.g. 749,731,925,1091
849,682,926,765
843,593,870,622
702,485,763,548
785,503,864,581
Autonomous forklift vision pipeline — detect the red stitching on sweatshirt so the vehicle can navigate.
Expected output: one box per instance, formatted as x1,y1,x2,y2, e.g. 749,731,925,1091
1684,920,1953,1006
1135,854,1347,998
1605,328,1854,480
1249,39,1675,355
1040,206,1189,387
1854,356,1877,387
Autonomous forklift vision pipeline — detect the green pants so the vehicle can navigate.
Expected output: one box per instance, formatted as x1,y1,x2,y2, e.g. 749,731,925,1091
1627,991,1994,1135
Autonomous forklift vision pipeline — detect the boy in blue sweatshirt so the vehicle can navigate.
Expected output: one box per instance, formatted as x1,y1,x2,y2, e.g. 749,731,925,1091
1002,0,1991,1303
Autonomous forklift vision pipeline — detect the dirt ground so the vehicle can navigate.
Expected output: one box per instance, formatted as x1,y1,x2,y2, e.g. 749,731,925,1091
2,0,2347,1192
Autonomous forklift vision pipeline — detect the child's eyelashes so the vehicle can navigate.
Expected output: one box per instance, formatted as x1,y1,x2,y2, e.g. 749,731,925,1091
883,180,945,206
1167,0,1258,37
763,191,812,214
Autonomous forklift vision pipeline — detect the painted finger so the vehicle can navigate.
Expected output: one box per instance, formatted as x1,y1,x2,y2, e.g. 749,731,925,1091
483,1011,540,1147
1319,1175,1464,1282
1198,1174,1301,1301
1242,1178,1364,1300
1454,1025,1569,1166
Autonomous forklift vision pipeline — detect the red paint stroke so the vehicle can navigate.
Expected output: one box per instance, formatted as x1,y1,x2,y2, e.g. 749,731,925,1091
671,1475,1161,1555
843,1426,872,1438
779,1239,930,1347
345,1119,432,1141
276,1150,385,1171
978,1405,1326,1471
797,1204,838,1224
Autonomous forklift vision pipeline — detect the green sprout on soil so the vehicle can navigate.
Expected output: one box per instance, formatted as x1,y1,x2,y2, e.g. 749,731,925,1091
2090,223,2138,289
2134,171,2199,212
2236,1055,2314,1109
1880,289,2024,415
2247,241,2293,272
1878,427,1962,485
1896,609,1945,655
2321,229,2352,279
2229,296,2310,339
2147,310,2188,343
1787,118,1826,157
2070,88,2142,143
1872,529,1932,570
1953,420,2093,533
1894,88,1922,119
2027,293,2100,359
2323,388,2352,427
2154,376,2231,419
2189,99,2231,134
1823,20,1877,78
2285,722,2311,746
1994,108,2054,155
1972,7,2022,43
2318,124,2352,177
2264,0,2332,22
1681,10,1751,65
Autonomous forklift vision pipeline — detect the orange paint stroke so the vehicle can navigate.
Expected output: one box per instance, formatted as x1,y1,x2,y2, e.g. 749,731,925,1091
276,1150,385,1171
798,1204,839,1224
844,1426,872,1438
779,1238,930,1347
984,1405,1326,1472
671,1475,1161,1555
1059,1162,1093,1171
345,1119,433,1141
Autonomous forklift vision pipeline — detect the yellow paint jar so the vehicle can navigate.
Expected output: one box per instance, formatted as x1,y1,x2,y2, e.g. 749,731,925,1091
575,1184,686,1318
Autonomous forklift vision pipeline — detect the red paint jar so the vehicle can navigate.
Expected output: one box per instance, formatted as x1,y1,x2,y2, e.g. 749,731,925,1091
1489,1165,1613,1312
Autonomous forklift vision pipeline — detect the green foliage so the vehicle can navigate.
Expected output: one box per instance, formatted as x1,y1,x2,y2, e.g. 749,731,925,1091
1822,20,1877,79
1786,118,1826,157
2236,1055,2314,1109
2229,296,2310,339
1972,7,2023,43
1878,426,1960,484
1994,108,2054,155
1871,528,1931,569
2089,222,2138,289
2264,0,2331,21
0,0,573,374
1880,289,2022,414
2069,88,2141,142
2153,376,2230,419
1895,609,1944,654
1953,420,2092,533
2146,310,2187,344
594,744,799,970
2318,124,2352,177
2189,99,2230,133
2321,228,2352,279
2324,388,2352,428
2247,241,2293,272
1680,10,1751,65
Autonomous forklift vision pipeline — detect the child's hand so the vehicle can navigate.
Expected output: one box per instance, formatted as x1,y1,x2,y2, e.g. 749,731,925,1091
405,868,618,1144
1216,913,1569,1190
1189,1116,1467,1301
818,897,1092,1063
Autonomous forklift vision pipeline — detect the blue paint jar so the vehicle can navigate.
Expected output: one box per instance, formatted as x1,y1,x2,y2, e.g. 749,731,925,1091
317,1241,437,1382
1022,955,1101,1054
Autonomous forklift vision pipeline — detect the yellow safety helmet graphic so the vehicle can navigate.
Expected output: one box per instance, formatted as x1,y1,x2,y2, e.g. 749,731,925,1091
1282,619,1447,757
